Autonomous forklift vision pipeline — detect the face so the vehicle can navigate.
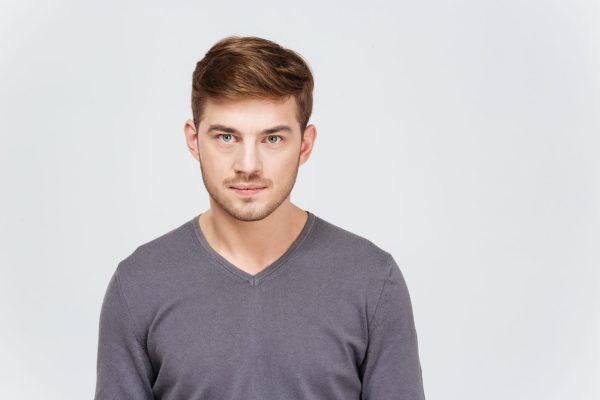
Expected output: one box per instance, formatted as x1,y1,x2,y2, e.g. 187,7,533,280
184,96,316,222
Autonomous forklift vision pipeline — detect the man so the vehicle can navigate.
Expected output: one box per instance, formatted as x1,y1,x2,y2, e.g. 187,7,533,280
94,35,425,400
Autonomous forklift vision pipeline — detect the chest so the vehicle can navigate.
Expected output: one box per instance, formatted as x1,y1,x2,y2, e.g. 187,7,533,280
146,281,367,399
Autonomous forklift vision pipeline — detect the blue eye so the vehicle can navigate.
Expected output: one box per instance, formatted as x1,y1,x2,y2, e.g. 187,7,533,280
218,134,234,143
267,135,282,144
215,134,283,145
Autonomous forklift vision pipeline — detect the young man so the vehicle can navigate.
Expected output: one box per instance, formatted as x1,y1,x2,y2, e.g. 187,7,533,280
94,36,426,400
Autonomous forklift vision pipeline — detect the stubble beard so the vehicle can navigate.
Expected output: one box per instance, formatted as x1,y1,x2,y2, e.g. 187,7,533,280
198,154,300,222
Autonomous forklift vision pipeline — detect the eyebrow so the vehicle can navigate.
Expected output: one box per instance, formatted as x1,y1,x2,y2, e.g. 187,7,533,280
207,124,293,135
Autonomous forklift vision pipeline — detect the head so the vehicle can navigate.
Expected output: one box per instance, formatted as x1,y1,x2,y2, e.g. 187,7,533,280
184,36,317,222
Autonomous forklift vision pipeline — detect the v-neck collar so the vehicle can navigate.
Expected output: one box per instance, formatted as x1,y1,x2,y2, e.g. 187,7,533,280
191,210,316,287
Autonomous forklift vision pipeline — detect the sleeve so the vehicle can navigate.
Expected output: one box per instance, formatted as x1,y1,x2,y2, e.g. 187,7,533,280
359,254,426,399
94,268,156,400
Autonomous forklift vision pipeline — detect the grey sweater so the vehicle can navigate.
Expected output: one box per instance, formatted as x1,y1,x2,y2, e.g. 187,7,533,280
94,211,425,399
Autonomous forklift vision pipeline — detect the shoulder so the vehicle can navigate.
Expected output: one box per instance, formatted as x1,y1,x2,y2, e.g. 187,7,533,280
115,216,197,288
310,214,395,281
310,214,405,333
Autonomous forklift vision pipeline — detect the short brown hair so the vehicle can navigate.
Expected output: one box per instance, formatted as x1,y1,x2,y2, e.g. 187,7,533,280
191,36,314,134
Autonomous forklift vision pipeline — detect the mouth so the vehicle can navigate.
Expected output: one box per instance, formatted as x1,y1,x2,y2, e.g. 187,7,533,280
230,186,266,196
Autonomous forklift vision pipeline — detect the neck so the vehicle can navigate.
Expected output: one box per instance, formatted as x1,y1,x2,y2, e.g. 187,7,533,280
198,203,308,270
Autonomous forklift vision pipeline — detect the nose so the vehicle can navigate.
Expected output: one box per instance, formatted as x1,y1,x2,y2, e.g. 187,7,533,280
232,141,263,176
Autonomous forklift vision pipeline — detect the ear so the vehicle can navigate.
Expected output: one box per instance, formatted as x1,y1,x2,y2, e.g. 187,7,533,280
184,119,200,161
299,123,317,166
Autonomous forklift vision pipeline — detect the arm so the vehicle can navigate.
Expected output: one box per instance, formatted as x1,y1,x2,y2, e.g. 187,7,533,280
94,268,155,399
359,254,426,399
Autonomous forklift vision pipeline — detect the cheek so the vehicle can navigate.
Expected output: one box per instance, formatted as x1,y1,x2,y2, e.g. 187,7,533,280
267,155,298,181
200,148,228,169
199,157,226,183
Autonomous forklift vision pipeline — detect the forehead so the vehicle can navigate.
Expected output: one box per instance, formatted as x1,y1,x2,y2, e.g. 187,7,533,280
201,96,298,130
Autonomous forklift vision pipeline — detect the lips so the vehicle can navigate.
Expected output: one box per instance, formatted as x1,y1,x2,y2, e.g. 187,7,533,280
230,185,265,190
230,185,265,196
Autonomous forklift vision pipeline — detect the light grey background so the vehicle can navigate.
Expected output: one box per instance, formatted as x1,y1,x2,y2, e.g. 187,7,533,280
1,0,598,399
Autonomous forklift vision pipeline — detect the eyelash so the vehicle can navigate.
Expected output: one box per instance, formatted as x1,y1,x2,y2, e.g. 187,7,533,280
215,134,283,144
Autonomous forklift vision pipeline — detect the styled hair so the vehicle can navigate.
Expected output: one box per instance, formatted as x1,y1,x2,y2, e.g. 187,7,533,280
191,36,314,134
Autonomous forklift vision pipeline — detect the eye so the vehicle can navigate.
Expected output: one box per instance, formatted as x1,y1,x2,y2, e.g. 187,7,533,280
217,133,234,143
266,135,283,144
